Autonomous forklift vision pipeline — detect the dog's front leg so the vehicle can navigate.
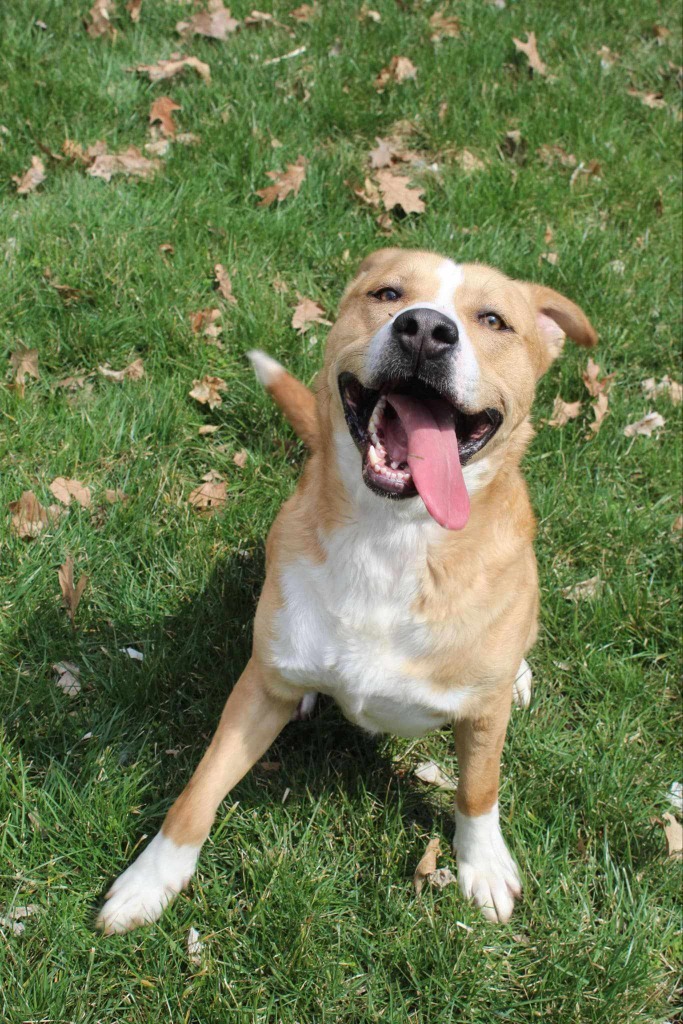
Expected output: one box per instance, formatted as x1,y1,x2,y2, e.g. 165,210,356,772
452,687,521,924
97,658,297,934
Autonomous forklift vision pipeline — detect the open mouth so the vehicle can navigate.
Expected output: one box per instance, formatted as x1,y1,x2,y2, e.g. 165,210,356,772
338,372,502,529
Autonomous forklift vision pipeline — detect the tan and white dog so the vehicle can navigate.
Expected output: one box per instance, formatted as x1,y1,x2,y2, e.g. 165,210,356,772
97,248,596,933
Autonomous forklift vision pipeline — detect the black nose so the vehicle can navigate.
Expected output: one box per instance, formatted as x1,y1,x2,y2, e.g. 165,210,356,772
391,307,459,363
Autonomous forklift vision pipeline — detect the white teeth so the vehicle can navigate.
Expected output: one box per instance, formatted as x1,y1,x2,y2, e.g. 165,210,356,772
390,461,399,469
371,431,380,445
368,444,380,467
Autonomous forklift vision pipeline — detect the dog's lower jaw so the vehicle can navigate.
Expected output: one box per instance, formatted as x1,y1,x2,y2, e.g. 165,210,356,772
453,803,521,924
96,832,200,935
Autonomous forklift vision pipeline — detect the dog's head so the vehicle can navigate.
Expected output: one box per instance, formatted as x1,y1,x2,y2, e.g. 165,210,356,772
318,248,597,530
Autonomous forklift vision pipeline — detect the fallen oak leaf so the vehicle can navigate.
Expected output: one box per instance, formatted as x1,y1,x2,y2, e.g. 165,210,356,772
455,149,487,173
177,0,239,40
429,11,461,42
0,905,40,937
587,392,609,436
12,156,45,195
199,424,220,436
104,488,128,503
512,32,555,79
428,867,457,889
641,376,682,404
661,813,683,859
375,168,425,215
414,837,441,896
186,927,204,967
190,308,223,343
98,358,144,382
149,97,181,138
10,343,40,394
9,491,60,539
126,0,142,22
374,55,417,91
256,155,307,206
562,576,602,601
414,760,457,792
62,139,108,165
49,477,91,508
582,357,614,397
189,375,227,409
58,556,88,626
623,412,665,437
53,661,81,697
86,0,117,39
233,448,248,468
188,474,228,511
369,137,395,170
214,264,237,304
87,146,161,182
244,10,274,27
291,294,331,333
627,88,666,109
537,144,577,169
569,160,602,187
132,56,211,85
43,268,82,305
546,396,582,427
290,3,317,21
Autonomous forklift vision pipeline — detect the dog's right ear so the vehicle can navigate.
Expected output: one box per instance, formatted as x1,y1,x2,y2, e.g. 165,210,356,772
517,281,598,375
354,247,404,277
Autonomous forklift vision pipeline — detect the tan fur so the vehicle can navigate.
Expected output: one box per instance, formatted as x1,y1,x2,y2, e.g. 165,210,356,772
98,249,596,931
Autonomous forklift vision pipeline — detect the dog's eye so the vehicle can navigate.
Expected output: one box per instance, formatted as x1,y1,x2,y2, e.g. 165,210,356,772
370,287,402,302
478,311,509,331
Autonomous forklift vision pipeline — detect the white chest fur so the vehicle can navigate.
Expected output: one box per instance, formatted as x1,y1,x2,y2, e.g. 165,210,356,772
270,499,473,737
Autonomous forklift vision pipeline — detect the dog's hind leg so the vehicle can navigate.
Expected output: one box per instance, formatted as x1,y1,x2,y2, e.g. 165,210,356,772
96,658,297,935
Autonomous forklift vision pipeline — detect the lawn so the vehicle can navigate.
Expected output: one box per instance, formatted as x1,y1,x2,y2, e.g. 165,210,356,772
0,0,681,1021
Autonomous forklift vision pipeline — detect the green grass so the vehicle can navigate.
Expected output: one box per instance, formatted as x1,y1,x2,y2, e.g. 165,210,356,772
0,0,681,1021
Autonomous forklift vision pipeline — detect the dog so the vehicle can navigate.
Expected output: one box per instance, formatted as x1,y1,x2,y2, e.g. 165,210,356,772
97,248,596,933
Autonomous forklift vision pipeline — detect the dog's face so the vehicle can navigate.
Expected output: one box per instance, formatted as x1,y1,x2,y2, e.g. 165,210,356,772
320,249,597,529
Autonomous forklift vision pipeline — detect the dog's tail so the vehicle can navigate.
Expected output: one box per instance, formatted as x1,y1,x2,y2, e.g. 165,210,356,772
247,349,318,450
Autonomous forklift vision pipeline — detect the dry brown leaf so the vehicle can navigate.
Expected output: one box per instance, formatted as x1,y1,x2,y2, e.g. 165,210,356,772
105,488,128,503
374,56,418,91
414,760,457,791
540,251,559,266
214,264,237,304
49,477,91,509
133,56,211,85
86,0,117,38
10,343,39,393
596,45,618,68
290,3,316,21
53,661,81,697
98,358,144,382
54,374,88,391
43,273,82,305
62,139,108,165
375,168,425,215
562,576,602,602
149,97,181,138
513,32,554,79
429,11,460,42
190,307,223,343
546,396,582,427
641,376,682,404
0,905,40,936
569,160,602,187
291,294,330,333
369,137,395,170
653,24,671,44
12,156,46,195
582,357,615,397
627,88,666,109
588,392,609,435
623,412,666,437
537,144,577,168
177,0,239,40
359,5,381,22
87,146,160,182
126,0,142,22
662,813,683,859
244,10,274,27
144,137,170,158
58,556,88,626
455,149,487,173
500,129,526,162
272,275,288,294
188,474,228,511
199,424,220,436
233,448,248,468
186,927,204,967
190,375,227,409
429,868,457,889
413,837,441,895
256,155,307,206
9,491,59,540
672,514,683,534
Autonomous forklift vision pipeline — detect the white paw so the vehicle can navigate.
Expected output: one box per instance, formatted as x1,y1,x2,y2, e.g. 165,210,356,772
290,691,318,721
512,659,532,709
96,832,200,935
453,804,521,924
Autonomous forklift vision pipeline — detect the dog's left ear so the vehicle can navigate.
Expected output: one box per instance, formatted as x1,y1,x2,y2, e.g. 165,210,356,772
518,282,598,375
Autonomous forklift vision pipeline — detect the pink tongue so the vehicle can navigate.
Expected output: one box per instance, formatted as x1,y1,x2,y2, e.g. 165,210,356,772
386,394,470,530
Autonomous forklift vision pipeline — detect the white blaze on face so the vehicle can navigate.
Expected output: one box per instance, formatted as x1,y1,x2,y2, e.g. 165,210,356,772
435,259,480,408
